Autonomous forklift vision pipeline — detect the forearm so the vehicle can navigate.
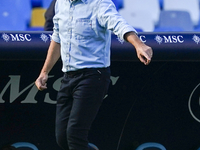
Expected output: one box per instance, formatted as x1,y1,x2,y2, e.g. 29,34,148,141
40,40,61,75
124,31,144,48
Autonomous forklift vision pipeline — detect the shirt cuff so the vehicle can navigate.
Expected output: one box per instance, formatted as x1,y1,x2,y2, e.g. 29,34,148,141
52,33,60,43
120,26,138,42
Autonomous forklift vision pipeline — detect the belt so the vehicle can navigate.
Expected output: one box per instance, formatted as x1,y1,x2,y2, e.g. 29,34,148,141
65,67,110,77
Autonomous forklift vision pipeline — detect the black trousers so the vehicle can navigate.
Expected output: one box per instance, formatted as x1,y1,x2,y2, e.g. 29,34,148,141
55,67,110,150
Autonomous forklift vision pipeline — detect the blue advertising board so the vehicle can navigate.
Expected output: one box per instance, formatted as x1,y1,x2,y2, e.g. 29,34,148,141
0,32,200,150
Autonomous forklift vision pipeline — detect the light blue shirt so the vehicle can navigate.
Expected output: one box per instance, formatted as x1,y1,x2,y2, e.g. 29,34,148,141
52,0,136,72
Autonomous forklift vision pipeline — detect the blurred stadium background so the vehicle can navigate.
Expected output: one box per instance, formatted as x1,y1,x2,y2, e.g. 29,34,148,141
1,0,200,32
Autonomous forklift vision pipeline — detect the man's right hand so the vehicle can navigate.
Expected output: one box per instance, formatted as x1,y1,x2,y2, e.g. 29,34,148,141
35,73,48,91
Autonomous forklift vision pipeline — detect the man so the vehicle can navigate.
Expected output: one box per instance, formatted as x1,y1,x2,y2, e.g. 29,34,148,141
35,0,153,149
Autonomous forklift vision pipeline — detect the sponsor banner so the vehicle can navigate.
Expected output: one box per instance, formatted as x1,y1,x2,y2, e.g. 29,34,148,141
1,61,200,150
1,32,200,149
1,32,52,43
1,32,200,61
0,32,52,60
111,33,200,61
1,32,200,45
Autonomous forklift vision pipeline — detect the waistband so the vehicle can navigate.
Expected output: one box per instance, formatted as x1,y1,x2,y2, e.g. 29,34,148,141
65,67,110,77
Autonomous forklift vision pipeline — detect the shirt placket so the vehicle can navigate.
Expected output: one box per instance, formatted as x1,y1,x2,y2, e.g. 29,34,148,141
66,2,75,71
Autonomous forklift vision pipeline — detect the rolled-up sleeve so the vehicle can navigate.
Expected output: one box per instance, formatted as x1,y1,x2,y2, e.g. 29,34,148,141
97,0,137,42
52,0,61,43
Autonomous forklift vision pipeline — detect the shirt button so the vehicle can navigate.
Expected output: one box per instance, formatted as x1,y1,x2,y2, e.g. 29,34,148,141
70,6,74,10
69,12,73,15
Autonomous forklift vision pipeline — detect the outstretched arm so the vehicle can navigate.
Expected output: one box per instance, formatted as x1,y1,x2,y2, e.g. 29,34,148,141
35,40,61,91
124,32,153,65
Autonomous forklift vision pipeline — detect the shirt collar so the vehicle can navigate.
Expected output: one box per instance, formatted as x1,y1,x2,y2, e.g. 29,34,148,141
81,0,87,4
70,0,87,4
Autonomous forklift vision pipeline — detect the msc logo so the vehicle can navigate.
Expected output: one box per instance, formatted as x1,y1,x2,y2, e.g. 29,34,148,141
1,33,32,42
2,33,10,42
40,33,52,43
155,35,184,44
139,35,184,44
192,35,200,44
139,35,147,43
188,83,200,123
0,75,119,104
